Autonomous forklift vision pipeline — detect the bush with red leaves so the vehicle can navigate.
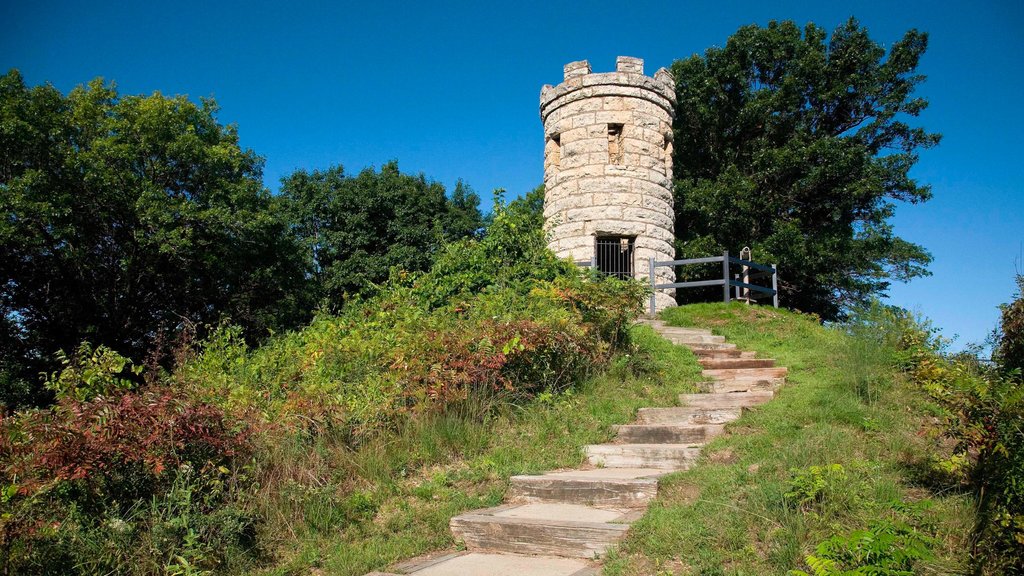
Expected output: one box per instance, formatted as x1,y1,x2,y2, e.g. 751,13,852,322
1,388,250,504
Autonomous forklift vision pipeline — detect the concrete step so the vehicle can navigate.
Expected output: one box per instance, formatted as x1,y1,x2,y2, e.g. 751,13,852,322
702,366,789,380
699,358,777,370
613,423,725,444
585,443,701,469
384,552,597,576
450,503,631,558
679,391,774,409
509,468,662,507
636,406,743,425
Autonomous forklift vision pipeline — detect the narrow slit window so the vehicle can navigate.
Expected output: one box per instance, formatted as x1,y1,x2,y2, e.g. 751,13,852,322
547,133,561,169
607,124,624,164
664,135,673,176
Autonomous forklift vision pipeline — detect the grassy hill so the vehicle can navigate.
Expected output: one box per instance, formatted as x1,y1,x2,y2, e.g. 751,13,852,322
606,304,972,575
4,285,1010,574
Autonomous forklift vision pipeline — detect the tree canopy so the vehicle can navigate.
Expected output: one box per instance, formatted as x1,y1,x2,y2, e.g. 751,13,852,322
0,71,489,408
0,70,307,406
279,162,482,307
671,19,940,319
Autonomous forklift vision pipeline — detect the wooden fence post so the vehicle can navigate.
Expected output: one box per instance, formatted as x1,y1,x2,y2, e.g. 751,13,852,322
722,250,730,303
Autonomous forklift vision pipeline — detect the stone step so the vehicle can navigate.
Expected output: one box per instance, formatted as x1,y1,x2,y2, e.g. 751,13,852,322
702,366,789,380
653,327,714,336
613,423,725,444
666,334,726,344
450,503,631,558
711,379,782,393
384,552,597,576
699,358,777,370
584,443,701,469
509,468,662,508
691,347,744,358
684,342,738,351
679,391,774,409
636,406,743,425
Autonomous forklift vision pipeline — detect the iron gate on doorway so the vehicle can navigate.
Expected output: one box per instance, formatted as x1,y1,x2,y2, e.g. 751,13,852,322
594,236,635,280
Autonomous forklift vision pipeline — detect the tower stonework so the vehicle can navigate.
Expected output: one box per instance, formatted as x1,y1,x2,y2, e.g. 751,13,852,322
540,56,677,311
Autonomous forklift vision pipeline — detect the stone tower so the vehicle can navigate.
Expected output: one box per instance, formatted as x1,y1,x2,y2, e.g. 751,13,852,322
540,56,677,311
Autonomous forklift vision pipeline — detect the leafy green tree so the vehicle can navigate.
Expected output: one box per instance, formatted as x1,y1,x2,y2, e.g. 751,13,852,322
994,274,1024,373
0,70,307,407
280,162,482,307
671,19,940,319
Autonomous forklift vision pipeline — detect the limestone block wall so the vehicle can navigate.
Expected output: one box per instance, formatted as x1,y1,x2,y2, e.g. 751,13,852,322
540,56,677,311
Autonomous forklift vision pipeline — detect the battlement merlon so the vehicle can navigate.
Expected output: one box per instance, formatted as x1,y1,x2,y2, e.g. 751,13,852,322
539,57,676,123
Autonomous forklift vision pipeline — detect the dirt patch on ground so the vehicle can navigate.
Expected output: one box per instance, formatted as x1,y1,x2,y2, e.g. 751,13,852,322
660,480,702,505
708,447,738,464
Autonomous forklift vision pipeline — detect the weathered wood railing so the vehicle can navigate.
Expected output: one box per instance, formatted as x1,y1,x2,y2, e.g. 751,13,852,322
647,251,778,315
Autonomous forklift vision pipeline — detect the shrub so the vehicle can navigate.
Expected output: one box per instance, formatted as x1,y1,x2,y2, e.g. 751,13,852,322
0,390,257,575
43,342,142,402
785,464,848,510
792,518,934,576
877,299,1024,573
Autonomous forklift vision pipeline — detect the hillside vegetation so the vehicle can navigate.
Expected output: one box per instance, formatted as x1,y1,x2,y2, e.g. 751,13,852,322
0,192,692,575
605,302,1022,575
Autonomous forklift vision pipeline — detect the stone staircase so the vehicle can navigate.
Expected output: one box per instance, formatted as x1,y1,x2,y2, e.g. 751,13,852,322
365,318,787,576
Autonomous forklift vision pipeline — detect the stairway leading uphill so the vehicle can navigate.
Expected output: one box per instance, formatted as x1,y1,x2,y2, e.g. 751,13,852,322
365,318,788,576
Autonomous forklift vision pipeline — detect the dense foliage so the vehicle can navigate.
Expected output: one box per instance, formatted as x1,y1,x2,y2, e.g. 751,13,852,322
994,275,1024,374
0,71,484,410
0,70,307,408
280,163,482,307
879,298,1023,573
671,19,939,319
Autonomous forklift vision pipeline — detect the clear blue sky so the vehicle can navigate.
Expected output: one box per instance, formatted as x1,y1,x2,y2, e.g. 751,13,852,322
3,0,1021,350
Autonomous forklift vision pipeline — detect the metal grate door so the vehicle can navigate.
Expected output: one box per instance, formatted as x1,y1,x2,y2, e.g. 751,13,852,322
595,236,635,280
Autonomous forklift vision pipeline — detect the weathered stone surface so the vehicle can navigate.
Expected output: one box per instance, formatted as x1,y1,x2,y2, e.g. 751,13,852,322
665,334,727,344
679,391,775,409
636,406,744,425
613,423,726,444
699,358,777,370
402,553,595,576
510,469,661,507
712,379,782,393
584,443,701,469
702,367,789,380
541,57,676,311
450,503,631,558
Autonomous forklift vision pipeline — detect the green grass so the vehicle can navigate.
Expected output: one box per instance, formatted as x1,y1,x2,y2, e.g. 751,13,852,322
603,303,972,575
256,324,702,575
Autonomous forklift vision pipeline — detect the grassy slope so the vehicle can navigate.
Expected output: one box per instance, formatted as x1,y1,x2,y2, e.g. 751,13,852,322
604,303,972,575
260,326,701,576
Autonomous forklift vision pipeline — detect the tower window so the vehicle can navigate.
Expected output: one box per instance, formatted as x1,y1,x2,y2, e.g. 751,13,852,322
595,235,634,280
548,133,561,168
607,124,624,164
664,135,673,176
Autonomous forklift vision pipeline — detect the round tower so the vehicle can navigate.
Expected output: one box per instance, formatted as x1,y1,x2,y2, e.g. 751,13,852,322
540,56,677,311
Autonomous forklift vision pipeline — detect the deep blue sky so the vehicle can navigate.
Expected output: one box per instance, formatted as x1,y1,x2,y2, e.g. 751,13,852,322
3,0,1021,349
